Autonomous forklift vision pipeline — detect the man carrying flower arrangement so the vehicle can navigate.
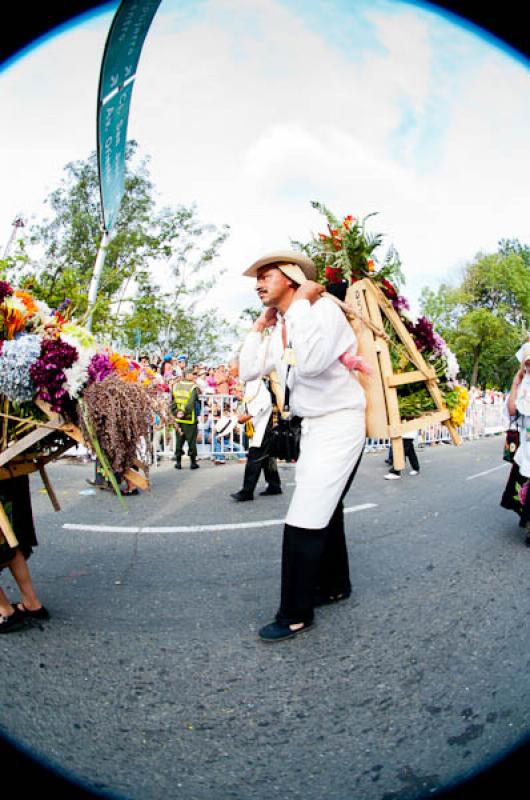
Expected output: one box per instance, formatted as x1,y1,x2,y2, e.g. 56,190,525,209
240,251,366,643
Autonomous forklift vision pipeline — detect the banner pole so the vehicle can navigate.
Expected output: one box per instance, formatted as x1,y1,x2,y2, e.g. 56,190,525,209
86,229,111,331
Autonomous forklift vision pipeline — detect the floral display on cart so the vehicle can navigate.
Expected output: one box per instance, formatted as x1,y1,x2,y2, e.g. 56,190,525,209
0,281,167,502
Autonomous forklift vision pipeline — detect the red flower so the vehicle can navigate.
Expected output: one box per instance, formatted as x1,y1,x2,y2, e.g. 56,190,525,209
325,267,343,284
381,278,398,300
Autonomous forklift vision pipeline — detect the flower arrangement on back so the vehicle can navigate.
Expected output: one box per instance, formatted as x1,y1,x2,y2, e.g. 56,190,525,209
294,202,468,428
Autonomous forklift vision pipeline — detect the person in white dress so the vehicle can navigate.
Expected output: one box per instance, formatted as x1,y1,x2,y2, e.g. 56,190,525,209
500,341,530,545
239,251,366,642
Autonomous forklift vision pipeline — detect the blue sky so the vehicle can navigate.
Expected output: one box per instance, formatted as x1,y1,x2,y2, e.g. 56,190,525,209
1,0,530,322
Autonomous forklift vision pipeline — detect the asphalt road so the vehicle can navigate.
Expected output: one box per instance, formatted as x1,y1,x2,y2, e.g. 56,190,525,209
1,436,530,800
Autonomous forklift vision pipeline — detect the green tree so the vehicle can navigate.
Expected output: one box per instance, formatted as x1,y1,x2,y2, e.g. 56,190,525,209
420,246,530,389
4,142,230,353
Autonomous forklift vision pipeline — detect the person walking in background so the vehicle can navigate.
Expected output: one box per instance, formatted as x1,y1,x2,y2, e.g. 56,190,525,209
228,358,282,502
384,430,420,479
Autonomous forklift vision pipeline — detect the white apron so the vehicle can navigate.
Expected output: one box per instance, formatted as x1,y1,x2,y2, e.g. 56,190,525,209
286,407,366,529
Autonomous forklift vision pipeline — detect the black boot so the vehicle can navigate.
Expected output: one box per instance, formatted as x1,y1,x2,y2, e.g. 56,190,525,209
190,459,200,470
174,457,182,470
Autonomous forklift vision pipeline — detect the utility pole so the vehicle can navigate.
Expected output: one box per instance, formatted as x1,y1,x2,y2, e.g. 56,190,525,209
2,215,25,259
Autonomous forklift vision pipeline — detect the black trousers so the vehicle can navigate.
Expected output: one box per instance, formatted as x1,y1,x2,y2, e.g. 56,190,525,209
242,430,281,496
388,440,420,473
275,447,364,626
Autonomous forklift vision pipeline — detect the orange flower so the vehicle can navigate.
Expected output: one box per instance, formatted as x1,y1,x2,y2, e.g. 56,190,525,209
367,259,375,272
14,290,39,316
2,295,28,339
342,215,356,229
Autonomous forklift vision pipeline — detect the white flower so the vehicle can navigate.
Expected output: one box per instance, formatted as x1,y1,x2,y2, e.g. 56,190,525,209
444,348,460,382
61,332,97,399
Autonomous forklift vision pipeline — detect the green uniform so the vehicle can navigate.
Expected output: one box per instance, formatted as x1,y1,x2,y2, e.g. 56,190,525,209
172,380,200,462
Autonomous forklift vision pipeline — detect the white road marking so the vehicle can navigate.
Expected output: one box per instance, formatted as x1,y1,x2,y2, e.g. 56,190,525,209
466,464,509,481
62,503,377,534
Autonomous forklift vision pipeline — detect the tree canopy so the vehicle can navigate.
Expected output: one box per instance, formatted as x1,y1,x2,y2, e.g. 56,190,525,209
420,243,530,389
1,141,234,361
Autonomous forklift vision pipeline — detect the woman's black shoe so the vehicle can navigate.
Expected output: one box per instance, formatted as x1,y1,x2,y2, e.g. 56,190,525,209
0,607,27,634
259,487,282,495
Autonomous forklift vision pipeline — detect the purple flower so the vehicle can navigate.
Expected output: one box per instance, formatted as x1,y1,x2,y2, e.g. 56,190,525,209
392,295,410,314
29,337,78,412
412,316,438,353
55,298,72,315
88,352,113,383
432,331,447,355
0,281,14,304
519,481,529,505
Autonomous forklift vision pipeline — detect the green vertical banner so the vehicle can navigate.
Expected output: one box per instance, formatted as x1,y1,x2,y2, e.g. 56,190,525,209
97,0,162,233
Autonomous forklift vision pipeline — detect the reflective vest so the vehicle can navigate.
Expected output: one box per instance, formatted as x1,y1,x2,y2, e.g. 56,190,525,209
172,381,196,424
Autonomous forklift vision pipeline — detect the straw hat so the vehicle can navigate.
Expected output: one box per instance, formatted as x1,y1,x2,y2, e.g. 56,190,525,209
243,251,316,285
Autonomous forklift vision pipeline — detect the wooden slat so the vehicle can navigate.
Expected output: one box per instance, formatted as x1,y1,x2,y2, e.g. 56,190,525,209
366,281,434,378
387,369,437,387
389,409,451,437
0,462,40,480
345,281,388,440
361,284,405,469
38,464,61,512
123,468,149,491
0,501,18,548
0,424,60,467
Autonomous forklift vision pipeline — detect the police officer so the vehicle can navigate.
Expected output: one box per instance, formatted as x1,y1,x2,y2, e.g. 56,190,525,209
172,371,201,470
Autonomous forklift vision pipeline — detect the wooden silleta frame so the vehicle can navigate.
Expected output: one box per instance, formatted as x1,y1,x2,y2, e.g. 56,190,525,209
0,398,149,548
344,278,461,471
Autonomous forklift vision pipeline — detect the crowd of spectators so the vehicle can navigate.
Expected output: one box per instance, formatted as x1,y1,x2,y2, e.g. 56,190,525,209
140,354,510,465
144,352,249,463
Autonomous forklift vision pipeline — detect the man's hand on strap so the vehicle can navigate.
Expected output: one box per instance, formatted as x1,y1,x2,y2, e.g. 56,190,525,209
253,307,278,333
293,280,325,305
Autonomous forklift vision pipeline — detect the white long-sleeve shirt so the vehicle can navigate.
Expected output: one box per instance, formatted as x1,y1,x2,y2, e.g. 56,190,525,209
240,296,365,418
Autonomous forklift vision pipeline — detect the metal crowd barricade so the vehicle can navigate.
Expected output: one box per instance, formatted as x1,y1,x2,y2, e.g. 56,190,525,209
151,394,248,465
151,394,507,465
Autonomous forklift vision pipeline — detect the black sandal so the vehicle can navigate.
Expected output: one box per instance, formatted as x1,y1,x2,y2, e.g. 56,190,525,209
0,607,27,633
15,603,50,620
